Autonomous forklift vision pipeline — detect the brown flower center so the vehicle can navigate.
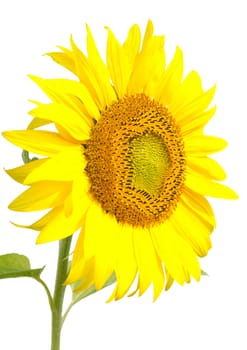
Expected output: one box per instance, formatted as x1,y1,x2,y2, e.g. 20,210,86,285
85,93,186,227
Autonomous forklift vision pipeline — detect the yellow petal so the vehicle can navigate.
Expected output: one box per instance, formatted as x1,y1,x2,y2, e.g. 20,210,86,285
70,36,105,110
36,175,91,243
65,227,86,284
187,156,227,180
46,47,77,75
3,130,75,157
74,259,97,292
86,24,116,106
142,19,154,49
151,221,201,284
67,255,95,290
170,201,213,257
123,24,141,67
9,181,70,212
70,174,90,212
128,34,165,95
36,200,85,243
184,135,228,155
28,117,51,130
83,201,117,289
176,85,216,124
185,171,239,199
66,212,95,291
5,159,46,184
11,207,61,231
181,188,216,227
165,270,174,290
29,76,99,122
144,36,166,97
55,124,77,143
24,147,85,184
127,20,165,95
63,191,73,217
106,27,132,98
168,70,203,113
29,103,90,141
133,227,164,300
108,224,137,301
157,46,183,104
181,106,216,135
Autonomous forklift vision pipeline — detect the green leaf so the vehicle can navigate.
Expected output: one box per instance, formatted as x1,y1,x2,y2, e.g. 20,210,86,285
201,269,209,276
0,253,44,279
72,272,116,304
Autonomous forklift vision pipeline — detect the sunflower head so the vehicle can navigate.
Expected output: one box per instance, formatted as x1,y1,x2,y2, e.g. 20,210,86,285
85,93,186,228
3,20,238,301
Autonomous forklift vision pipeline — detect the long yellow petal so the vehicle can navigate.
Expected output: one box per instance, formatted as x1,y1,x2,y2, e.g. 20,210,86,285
29,76,99,122
184,135,228,155
83,201,117,289
46,47,77,75
181,188,216,226
73,258,96,292
67,256,95,290
142,19,154,49
168,70,203,113
176,85,216,124
11,207,61,231
36,196,88,243
3,130,75,157
9,181,70,212
180,106,216,135
36,174,90,243
29,103,90,141
185,171,239,199
66,211,96,291
157,46,183,104
24,147,85,184
70,36,105,111
151,221,201,284
133,227,164,300
108,224,137,301
123,24,141,68
170,201,213,257
124,20,154,96
28,116,52,130
106,27,132,98
128,34,165,95
65,227,86,284
127,20,165,95
5,159,46,184
86,24,116,106
70,174,90,212
55,124,77,143
187,156,227,180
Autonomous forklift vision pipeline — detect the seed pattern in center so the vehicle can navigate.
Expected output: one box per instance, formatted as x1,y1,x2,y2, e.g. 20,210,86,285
85,93,186,227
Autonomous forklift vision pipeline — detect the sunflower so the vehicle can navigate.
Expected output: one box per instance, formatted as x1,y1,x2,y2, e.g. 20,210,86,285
3,20,237,301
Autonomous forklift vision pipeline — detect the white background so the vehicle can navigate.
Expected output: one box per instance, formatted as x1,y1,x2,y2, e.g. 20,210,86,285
0,0,246,349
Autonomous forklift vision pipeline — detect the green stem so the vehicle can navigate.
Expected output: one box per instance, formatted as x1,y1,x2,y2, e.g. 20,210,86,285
51,236,72,350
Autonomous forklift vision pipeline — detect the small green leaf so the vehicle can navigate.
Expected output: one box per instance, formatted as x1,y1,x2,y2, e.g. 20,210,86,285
201,270,209,276
72,272,116,304
0,253,44,279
